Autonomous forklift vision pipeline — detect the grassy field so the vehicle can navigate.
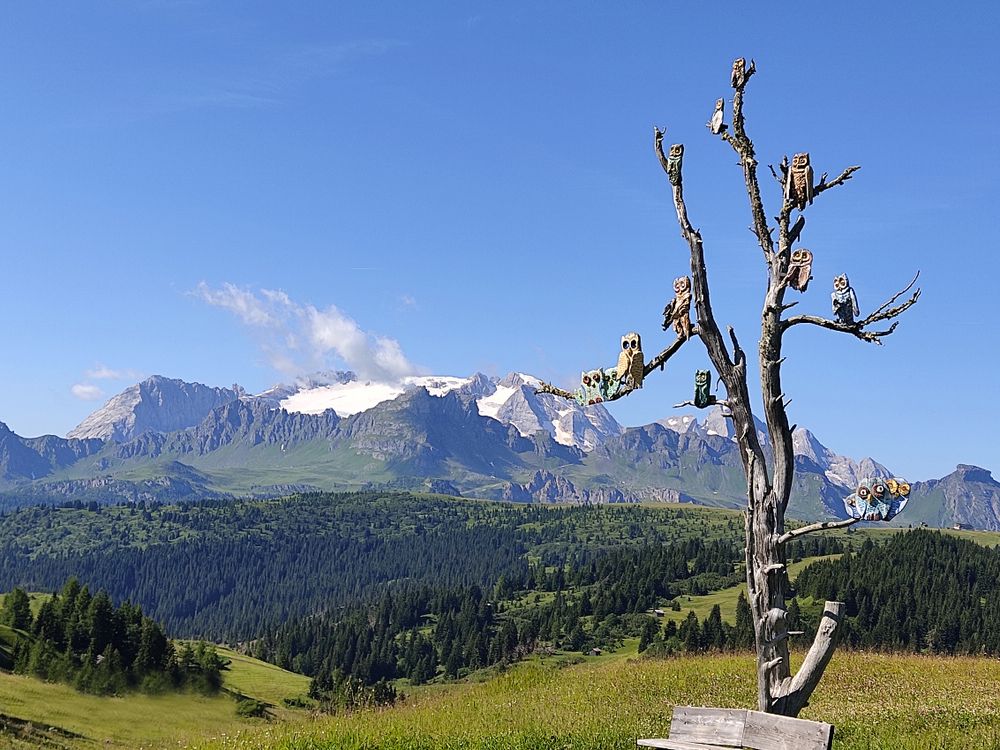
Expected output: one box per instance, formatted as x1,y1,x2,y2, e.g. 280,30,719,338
0,646,311,749
190,650,1000,750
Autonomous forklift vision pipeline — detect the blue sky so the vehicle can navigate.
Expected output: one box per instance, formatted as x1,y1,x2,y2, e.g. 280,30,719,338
0,2,997,480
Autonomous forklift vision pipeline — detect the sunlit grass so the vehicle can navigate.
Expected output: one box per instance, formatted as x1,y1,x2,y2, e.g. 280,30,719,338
190,650,1000,750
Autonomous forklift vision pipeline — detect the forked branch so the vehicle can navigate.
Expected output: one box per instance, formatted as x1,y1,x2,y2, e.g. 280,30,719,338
783,272,921,345
814,165,861,196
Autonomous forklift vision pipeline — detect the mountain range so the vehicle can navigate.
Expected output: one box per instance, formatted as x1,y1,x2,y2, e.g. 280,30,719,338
1,372,997,529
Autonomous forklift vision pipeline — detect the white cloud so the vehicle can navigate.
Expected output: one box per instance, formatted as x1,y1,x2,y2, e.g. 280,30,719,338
399,294,419,309
195,282,276,326
85,365,143,380
71,383,105,401
195,282,418,382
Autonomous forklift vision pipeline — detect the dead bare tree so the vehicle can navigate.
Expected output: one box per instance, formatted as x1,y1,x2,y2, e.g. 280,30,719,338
536,60,920,716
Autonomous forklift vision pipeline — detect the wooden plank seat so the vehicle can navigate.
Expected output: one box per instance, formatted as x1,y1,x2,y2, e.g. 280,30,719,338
638,705,834,750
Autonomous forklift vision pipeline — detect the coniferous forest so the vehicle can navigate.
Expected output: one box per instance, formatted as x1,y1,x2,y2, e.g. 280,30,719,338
2,492,1000,698
1,577,225,695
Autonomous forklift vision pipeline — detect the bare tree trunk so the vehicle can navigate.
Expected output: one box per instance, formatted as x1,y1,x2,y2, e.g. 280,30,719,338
545,60,919,718
654,61,918,716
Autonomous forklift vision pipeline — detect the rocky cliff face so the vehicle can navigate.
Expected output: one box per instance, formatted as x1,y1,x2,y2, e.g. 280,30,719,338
898,465,1000,529
68,375,241,442
0,422,104,482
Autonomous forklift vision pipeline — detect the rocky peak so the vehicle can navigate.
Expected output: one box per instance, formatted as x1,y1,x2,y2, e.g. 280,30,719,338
68,376,242,442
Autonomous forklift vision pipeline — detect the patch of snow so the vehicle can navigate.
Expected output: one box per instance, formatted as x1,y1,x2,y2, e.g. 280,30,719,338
279,375,473,417
281,380,405,416
476,385,517,420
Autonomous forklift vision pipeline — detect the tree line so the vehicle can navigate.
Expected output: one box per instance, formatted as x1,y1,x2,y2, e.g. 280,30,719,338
2,577,225,695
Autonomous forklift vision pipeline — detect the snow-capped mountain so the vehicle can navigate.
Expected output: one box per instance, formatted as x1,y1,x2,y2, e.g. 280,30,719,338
2,372,996,528
252,370,621,452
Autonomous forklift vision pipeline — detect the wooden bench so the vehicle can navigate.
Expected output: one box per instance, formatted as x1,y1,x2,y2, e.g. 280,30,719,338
638,705,833,750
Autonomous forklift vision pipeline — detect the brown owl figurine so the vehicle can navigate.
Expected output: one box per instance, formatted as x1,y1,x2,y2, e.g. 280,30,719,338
662,276,693,339
784,249,814,292
731,57,747,88
785,152,814,210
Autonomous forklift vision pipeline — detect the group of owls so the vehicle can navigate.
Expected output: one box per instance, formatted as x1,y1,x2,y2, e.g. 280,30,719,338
573,331,646,407
843,477,911,522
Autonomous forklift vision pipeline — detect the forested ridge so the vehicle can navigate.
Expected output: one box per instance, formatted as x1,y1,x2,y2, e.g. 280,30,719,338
255,535,843,690
0,493,743,639
796,529,1000,654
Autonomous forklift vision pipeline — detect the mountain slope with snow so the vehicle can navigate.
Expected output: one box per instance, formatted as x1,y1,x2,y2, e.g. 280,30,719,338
255,370,621,452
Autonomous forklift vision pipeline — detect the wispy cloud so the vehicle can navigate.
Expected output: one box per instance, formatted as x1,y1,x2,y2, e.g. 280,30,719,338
71,383,105,401
399,294,419,310
194,282,418,382
85,365,143,381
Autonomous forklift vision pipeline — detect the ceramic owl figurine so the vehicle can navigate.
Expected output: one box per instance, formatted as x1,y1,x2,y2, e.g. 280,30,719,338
784,249,814,292
785,152,814,210
575,370,605,406
844,477,910,521
709,98,727,135
575,368,624,406
667,143,684,186
693,369,717,409
832,274,860,324
662,276,693,339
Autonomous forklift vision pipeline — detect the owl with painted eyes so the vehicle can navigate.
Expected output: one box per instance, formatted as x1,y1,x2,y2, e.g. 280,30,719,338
844,476,910,521
831,274,860,325
785,152,814,210
784,249,814,292
662,276,693,339
615,332,644,390
576,370,605,406
575,367,624,406
693,369,717,409
667,143,684,186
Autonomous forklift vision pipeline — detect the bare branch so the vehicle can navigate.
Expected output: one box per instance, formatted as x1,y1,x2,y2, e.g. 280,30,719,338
643,329,697,376
777,517,859,544
719,59,774,263
814,165,861,196
787,215,805,245
866,271,921,319
533,382,575,400
783,273,921,345
673,399,730,410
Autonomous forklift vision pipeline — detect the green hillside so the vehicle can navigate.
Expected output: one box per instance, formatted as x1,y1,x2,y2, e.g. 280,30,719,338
0,647,310,749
